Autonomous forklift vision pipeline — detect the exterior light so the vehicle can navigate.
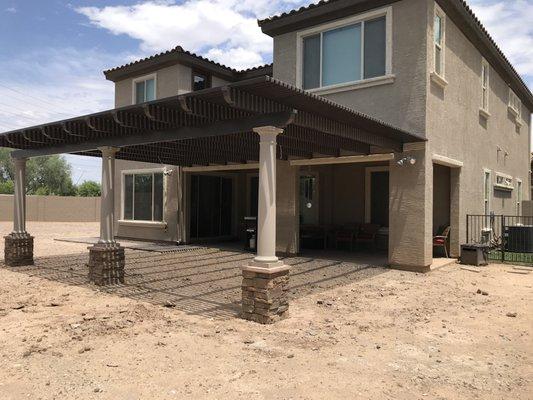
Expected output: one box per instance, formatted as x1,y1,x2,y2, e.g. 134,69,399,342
396,156,417,166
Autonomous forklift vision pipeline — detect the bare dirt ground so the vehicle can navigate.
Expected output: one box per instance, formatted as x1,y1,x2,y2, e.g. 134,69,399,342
0,222,531,400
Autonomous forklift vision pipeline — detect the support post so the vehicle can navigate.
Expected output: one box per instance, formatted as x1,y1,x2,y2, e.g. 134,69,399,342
241,126,290,324
4,157,34,266
88,147,125,285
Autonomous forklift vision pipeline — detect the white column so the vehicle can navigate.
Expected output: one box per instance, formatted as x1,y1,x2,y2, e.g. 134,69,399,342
12,157,28,236
97,147,119,246
253,126,283,264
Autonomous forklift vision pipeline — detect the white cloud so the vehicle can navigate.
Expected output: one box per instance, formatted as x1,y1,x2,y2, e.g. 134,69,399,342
0,47,137,182
469,0,533,88
4,7,16,13
76,0,314,70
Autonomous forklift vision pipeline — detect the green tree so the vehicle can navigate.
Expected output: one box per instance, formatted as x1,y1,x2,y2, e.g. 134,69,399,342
0,148,76,196
0,180,14,194
77,180,101,197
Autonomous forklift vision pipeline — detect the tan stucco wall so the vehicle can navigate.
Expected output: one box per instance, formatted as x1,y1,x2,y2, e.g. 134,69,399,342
114,159,180,242
426,0,532,224
273,0,429,134
0,194,100,222
276,160,299,255
114,64,232,107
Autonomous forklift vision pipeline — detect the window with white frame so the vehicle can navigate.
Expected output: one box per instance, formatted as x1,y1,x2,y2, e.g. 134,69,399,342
133,75,156,104
508,88,521,119
301,8,390,90
481,58,489,113
433,7,445,77
516,179,522,216
123,171,164,221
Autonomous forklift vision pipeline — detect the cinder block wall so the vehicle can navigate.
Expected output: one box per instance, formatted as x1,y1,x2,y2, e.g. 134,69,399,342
0,194,100,222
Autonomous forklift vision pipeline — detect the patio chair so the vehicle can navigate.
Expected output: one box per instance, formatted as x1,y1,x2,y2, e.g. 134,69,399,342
433,225,451,258
335,223,360,251
354,223,380,251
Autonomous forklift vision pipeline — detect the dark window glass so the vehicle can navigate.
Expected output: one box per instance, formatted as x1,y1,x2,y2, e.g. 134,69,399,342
135,81,145,104
364,17,386,79
124,174,133,219
193,74,208,91
303,34,321,89
134,174,153,221
153,173,164,222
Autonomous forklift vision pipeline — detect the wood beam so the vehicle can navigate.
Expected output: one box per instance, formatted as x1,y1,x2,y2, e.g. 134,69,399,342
11,110,297,159
289,153,394,166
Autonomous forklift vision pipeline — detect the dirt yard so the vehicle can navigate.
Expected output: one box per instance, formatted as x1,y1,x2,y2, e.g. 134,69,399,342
0,222,531,400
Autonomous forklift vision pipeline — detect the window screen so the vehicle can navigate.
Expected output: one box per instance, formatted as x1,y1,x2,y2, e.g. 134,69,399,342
322,24,361,86
364,17,386,78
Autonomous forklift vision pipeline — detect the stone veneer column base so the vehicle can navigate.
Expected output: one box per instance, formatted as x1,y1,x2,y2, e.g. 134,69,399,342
241,262,290,324
88,245,125,286
4,233,34,267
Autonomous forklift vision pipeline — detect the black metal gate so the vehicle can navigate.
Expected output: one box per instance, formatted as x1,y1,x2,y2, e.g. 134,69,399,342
466,214,533,265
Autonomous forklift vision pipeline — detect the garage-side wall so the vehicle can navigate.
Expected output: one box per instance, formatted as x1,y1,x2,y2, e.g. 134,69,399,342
426,0,531,224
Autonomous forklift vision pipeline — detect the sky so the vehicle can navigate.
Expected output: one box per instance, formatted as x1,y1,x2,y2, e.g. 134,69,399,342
0,0,531,183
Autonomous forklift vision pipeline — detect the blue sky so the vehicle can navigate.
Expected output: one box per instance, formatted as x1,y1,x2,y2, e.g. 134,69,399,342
0,0,531,183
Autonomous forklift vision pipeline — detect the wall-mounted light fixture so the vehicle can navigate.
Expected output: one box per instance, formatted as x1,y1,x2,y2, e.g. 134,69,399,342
397,156,417,166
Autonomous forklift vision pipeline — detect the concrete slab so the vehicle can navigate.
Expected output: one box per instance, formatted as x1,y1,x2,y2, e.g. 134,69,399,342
55,236,200,253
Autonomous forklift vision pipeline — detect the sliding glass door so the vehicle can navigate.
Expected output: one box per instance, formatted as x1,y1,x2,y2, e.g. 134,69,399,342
190,175,233,240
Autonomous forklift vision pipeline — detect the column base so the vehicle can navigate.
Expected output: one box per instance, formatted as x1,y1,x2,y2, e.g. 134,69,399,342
88,244,125,286
241,261,290,324
4,233,34,267
389,263,431,273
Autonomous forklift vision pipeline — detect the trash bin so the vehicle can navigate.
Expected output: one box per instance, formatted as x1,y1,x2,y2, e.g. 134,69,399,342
461,244,489,266
244,217,257,251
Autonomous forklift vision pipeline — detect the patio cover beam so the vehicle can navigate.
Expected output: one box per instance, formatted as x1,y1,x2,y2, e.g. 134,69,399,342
10,110,296,159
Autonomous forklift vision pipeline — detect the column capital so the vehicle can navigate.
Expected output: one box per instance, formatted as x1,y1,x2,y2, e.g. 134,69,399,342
98,146,120,157
253,126,284,139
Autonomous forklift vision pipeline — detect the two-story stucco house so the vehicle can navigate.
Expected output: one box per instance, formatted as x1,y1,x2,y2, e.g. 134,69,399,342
1,0,531,323
103,0,531,263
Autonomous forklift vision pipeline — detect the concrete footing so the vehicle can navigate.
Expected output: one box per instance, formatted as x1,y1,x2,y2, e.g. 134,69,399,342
4,234,34,267
389,263,431,273
88,245,125,285
241,262,290,324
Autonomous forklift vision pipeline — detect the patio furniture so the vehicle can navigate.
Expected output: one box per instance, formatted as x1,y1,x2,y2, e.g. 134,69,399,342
433,225,451,258
355,223,380,251
300,225,327,249
335,223,360,251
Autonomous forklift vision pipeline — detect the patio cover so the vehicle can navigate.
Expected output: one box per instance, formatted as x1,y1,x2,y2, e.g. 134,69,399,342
0,76,425,163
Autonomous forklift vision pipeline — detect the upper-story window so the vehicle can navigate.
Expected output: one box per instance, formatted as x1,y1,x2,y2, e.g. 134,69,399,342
133,74,156,104
433,6,446,79
299,7,391,91
480,58,490,116
193,72,210,91
508,89,521,118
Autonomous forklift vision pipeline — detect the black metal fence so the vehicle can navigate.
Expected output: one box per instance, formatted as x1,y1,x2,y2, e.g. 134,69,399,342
466,214,533,265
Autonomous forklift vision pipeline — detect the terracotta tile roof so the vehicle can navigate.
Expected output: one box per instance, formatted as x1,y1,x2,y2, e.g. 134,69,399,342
258,0,336,24
103,45,272,76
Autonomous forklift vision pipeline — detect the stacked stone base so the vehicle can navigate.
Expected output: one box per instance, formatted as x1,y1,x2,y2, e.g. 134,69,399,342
241,264,290,324
4,234,34,267
88,245,125,286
